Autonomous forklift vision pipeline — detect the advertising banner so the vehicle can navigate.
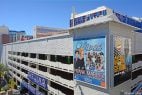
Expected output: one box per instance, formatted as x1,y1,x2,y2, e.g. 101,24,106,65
28,84,36,95
74,37,106,88
21,81,28,88
28,72,48,89
132,83,142,95
36,90,45,95
114,36,132,86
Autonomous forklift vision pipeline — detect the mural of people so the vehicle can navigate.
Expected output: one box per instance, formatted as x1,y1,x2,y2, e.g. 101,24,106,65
74,48,85,70
74,50,79,65
74,37,106,88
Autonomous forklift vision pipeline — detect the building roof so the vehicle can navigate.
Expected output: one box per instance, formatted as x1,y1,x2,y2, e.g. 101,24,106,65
4,32,70,45
9,30,25,33
34,26,67,32
70,6,142,30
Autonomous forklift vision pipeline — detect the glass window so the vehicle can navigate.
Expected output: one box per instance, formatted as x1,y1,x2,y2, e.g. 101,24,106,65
102,10,107,16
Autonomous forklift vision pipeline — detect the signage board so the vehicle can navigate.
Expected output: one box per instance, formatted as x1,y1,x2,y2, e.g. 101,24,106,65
114,36,132,86
28,72,48,89
74,37,106,88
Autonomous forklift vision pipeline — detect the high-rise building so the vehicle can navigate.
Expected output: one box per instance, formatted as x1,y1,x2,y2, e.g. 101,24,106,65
0,25,9,44
9,30,26,42
33,26,68,38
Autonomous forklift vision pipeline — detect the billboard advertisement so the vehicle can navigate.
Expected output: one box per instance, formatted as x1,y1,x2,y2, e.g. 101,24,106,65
36,90,45,95
21,81,28,88
28,84,36,95
114,36,132,86
74,37,106,88
132,83,142,95
28,72,48,89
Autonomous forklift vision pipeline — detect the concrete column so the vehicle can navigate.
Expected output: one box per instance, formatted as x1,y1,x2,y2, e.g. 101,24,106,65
36,54,39,70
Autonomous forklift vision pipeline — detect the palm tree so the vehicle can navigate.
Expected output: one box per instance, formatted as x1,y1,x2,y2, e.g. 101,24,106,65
8,79,16,89
0,64,8,78
0,63,9,91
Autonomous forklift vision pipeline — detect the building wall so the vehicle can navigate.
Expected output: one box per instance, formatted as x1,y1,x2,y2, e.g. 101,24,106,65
71,21,142,95
70,23,110,95
9,31,26,42
0,26,9,60
33,26,67,38
0,26,9,35
133,32,142,54
109,22,138,95
7,35,73,56
2,33,74,95
2,34,10,44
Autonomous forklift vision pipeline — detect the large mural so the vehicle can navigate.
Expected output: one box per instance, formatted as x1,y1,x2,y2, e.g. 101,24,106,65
74,37,106,88
114,36,132,86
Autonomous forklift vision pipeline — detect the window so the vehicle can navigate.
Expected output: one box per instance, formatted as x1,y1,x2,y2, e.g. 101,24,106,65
21,52,25,56
17,66,20,70
13,71,16,74
51,82,74,95
39,65,47,72
70,19,73,27
50,69,73,80
13,58,16,61
17,52,20,56
132,69,142,80
132,54,142,63
8,51,12,54
17,73,20,77
30,63,36,68
56,55,73,64
38,87,47,95
30,53,36,58
23,78,28,83
98,11,102,16
86,15,90,21
39,54,47,60
21,69,28,74
31,82,36,88
25,53,28,57
90,14,94,20
94,13,97,18
21,61,28,66
13,52,17,55
50,55,57,62
17,59,20,63
102,10,107,16
17,81,20,85
21,52,28,57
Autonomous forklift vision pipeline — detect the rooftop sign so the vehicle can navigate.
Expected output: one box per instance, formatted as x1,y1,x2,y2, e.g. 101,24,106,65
70,10,107,27
114,11,142,29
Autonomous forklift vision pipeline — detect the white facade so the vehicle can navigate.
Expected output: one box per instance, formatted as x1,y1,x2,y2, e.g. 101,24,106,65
3,32,74,95
69,6,142,95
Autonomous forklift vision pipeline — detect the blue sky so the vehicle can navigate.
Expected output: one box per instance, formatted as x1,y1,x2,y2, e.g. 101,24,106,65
0,0,142,35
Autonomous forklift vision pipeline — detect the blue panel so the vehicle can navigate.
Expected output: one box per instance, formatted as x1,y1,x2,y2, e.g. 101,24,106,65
21,81,28,88
28,84,36,95
36,90,45,95
132,83,142,95
114,12,142,29
28,72,48,89
70,10,107,27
